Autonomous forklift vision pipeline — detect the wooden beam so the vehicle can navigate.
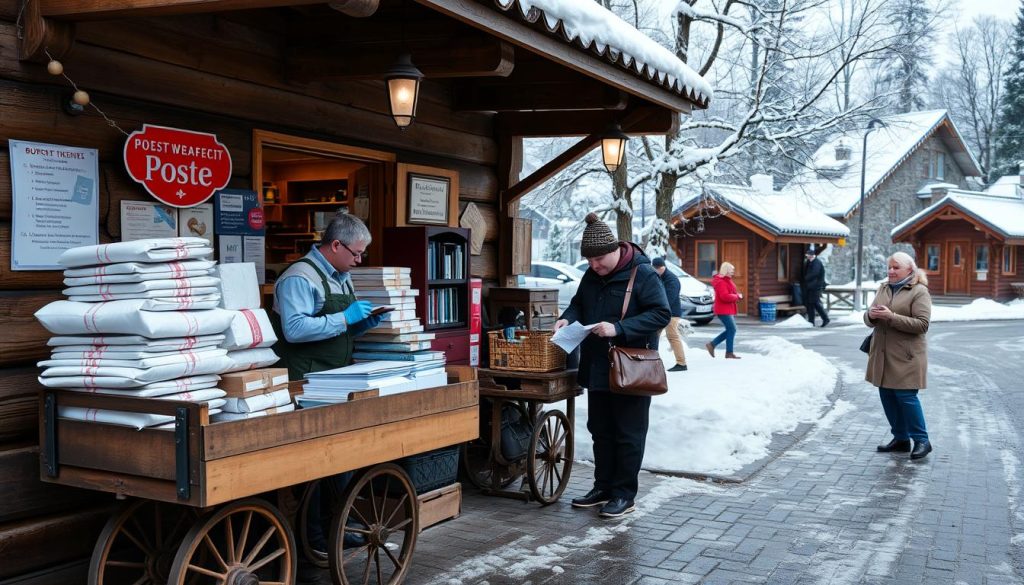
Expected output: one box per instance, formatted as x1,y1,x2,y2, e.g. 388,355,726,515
455,81,627,112
18,0,75,62
497,106,678,137
38,0,322,20
328,0,379,18
287,38,514,82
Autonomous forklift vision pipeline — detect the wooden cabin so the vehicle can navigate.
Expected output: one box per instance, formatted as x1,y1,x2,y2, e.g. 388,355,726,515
670,179,849,316
891,187,1024,301
0,0,710,581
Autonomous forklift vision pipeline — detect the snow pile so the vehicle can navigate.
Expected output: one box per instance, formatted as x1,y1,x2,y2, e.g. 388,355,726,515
573,336,837,476
773,314,815,328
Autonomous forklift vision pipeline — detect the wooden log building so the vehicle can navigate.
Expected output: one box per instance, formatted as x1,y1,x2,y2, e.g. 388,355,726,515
0,0,710,581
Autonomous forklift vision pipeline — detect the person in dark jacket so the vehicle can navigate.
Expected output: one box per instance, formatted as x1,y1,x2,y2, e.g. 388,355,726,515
554,212,670,519
652,256,687,372
801,246,830,327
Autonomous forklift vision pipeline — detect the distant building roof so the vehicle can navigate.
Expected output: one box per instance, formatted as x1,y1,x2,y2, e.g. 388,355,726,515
983,174,1021,198
892,190,1024,241
784,110,982,218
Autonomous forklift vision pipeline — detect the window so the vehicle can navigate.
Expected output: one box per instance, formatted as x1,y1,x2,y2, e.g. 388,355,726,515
536,265,561,279
891,201,901,220
976,246,989,272
936,152,945,180
777,245,789,281
696,241,718,278
926,244,940,271
1004,246,1018,275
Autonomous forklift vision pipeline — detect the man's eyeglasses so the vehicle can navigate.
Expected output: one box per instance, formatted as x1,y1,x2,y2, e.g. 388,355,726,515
340,242,367,261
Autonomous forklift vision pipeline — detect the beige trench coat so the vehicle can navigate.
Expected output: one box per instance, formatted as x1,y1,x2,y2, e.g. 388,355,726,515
864,279,931,390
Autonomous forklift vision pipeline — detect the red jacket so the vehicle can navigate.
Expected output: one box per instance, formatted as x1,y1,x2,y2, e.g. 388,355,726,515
712,274,740,315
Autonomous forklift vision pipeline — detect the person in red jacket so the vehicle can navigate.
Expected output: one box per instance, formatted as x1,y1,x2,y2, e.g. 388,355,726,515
705,261,743,359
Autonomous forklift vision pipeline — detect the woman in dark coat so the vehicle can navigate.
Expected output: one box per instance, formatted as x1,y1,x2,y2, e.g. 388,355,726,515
553,212,670,519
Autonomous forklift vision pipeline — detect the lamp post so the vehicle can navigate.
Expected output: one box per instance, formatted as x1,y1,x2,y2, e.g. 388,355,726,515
854,118,885,311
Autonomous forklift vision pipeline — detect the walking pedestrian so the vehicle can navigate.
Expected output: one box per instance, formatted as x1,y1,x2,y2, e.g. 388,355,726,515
801,246,830,327
652,256,687,372
705,262,742,359
553,212,670,519
865,251,933,460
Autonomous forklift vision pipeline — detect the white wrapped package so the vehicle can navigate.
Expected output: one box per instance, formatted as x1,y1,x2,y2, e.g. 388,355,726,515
214,263,261,310
63,375,221,397
64,267,214,287
39,354,236,388
213,403,295,422
58,238,213,268
66,295,221,311
48,334,225,349
221,388,291,414
35,300,234,337
63,276,221,297
223,348,279,373
65,386,226,402
52,346,216,360
58,398,226,430
222,309,277,350
64,259,216,278
40,347,228,369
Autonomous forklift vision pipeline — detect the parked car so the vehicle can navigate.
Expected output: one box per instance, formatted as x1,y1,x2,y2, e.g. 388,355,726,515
574,259,715,325
521,261,584,312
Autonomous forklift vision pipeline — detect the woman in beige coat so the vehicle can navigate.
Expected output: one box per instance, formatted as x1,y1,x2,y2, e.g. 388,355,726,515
864,251,933,460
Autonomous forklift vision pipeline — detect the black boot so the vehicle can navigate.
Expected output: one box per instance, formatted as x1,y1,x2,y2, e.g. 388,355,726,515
876,438,912,452
571,488,611,508
910,440,932,460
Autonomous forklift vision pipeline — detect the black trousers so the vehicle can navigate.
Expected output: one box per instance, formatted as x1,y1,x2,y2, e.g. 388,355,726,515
804,287,828,324
586,391,651,500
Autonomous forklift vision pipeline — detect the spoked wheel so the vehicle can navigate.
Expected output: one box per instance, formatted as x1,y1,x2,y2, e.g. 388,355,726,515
89,499,197,585
168,498,295,585
460,441,519,490
527,410,574,505
329,463,418,585
297,480,329,569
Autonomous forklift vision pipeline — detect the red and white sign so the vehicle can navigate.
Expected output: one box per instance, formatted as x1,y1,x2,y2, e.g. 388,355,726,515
123,124,232,208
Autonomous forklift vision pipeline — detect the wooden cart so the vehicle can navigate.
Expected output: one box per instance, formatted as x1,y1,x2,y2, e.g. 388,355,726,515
39,370,478,585
461,368,581,505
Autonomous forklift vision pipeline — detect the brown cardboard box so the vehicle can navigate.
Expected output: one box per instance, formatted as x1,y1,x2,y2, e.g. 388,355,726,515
220,368,289,398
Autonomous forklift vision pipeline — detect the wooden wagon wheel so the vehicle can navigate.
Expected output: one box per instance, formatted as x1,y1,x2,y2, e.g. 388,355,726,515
89,499,197,585
297,480,330,569
527,410,574,505
167,498,295,585
328,463,418,585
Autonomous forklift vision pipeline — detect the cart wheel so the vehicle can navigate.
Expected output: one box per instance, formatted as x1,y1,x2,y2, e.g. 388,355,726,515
329,463,418,585
89,499,197,585
527,410,574,505
167,498,295,585
297,480,330,569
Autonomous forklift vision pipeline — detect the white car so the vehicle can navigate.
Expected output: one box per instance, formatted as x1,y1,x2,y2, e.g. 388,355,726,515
521,261,584,312
574,259,715,325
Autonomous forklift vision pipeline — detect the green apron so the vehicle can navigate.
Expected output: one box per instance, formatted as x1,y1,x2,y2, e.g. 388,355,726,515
270,258,357,381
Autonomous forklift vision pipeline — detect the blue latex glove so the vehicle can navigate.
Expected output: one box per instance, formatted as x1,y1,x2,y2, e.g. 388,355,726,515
341,300,373,327
349,312,383,336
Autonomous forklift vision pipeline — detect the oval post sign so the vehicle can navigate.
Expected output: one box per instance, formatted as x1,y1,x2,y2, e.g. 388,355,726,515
124,124,232,208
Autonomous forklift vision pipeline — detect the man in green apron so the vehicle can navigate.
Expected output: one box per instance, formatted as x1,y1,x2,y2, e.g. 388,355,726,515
269,212,381,576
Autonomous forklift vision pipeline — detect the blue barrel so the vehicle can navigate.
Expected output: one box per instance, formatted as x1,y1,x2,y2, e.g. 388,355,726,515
759,301,777,322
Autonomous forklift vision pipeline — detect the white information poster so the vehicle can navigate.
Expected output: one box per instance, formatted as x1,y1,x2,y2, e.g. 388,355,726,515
179,203,214,244
219,235,243,264
9,140,99,270
121,200,179,241
243,236,266,285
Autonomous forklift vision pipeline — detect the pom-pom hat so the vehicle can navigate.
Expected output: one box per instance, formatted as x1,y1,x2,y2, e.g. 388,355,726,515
580,212,619,258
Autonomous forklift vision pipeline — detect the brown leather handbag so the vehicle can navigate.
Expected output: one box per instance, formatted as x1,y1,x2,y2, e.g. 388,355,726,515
608,267,668,397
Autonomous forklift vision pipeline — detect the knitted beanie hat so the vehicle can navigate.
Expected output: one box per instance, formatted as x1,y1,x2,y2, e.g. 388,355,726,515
580,212,619,258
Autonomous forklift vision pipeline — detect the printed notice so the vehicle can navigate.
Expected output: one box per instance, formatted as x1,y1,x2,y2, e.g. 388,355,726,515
121,200,179,241
9,140,99,270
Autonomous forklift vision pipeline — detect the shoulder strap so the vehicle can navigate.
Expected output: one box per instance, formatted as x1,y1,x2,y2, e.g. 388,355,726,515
297,258,333,296
620,266,639,320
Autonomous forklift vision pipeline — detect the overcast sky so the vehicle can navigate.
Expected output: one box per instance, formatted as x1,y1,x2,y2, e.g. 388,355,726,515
956,0,1017,23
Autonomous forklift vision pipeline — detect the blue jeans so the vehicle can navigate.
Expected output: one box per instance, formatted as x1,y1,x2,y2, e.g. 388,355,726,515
710,314,737,353
878,388,928,442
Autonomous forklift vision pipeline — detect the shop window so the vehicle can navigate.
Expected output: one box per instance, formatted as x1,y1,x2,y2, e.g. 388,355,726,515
696,241,717,278
777,245,789,281
976,246,989,272
1004,246,1018,275
926,244,940,271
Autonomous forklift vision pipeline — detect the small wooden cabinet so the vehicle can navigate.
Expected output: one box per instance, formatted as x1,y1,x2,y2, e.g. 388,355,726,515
486,287,560,331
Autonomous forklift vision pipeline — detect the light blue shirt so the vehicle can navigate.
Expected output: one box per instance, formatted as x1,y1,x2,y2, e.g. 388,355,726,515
275,246,354,343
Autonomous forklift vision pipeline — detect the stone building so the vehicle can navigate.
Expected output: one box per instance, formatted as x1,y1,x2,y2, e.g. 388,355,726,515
785,110,982,283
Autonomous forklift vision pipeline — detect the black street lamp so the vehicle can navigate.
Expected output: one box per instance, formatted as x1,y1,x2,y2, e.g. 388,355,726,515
854,118,885,311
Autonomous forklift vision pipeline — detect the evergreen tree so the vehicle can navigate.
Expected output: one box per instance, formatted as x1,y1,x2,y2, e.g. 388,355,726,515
544,223,566,263
993,1,1024,178
879,0,933,113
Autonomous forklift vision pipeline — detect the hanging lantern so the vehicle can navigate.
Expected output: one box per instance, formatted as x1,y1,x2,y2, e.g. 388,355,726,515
385,53,423,129
601,124,628,173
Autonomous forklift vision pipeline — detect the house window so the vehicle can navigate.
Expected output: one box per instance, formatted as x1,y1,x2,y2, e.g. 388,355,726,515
891,201,901,220
696,241,717,278
1004,246,1018,275
777,245,789,281
926,244,940,271
936,152,945,180
976,246,989,272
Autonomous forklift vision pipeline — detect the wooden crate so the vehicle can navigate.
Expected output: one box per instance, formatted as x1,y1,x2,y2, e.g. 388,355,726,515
418,483,461,531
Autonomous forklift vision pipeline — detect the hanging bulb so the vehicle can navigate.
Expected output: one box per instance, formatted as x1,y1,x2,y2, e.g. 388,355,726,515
72,90,90,106
47,60,64,76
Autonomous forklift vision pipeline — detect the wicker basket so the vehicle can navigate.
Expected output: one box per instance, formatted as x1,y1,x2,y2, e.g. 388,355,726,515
487,330,566,372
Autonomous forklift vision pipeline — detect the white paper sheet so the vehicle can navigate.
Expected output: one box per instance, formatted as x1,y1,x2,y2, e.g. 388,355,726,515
549,321,597,353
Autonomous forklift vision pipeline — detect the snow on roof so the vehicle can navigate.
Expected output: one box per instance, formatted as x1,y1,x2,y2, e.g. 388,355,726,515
675,183,850,239
491,0,713,107
915,182,958,197
784,110,980,217
892,190,1024,239
983,174,1021,198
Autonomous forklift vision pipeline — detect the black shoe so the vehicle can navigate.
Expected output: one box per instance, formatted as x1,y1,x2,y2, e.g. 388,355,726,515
598,497,636,518
668,364,688,372
910,440,932,460
820,319,830,328
877,438,912,452
571,488,611,508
